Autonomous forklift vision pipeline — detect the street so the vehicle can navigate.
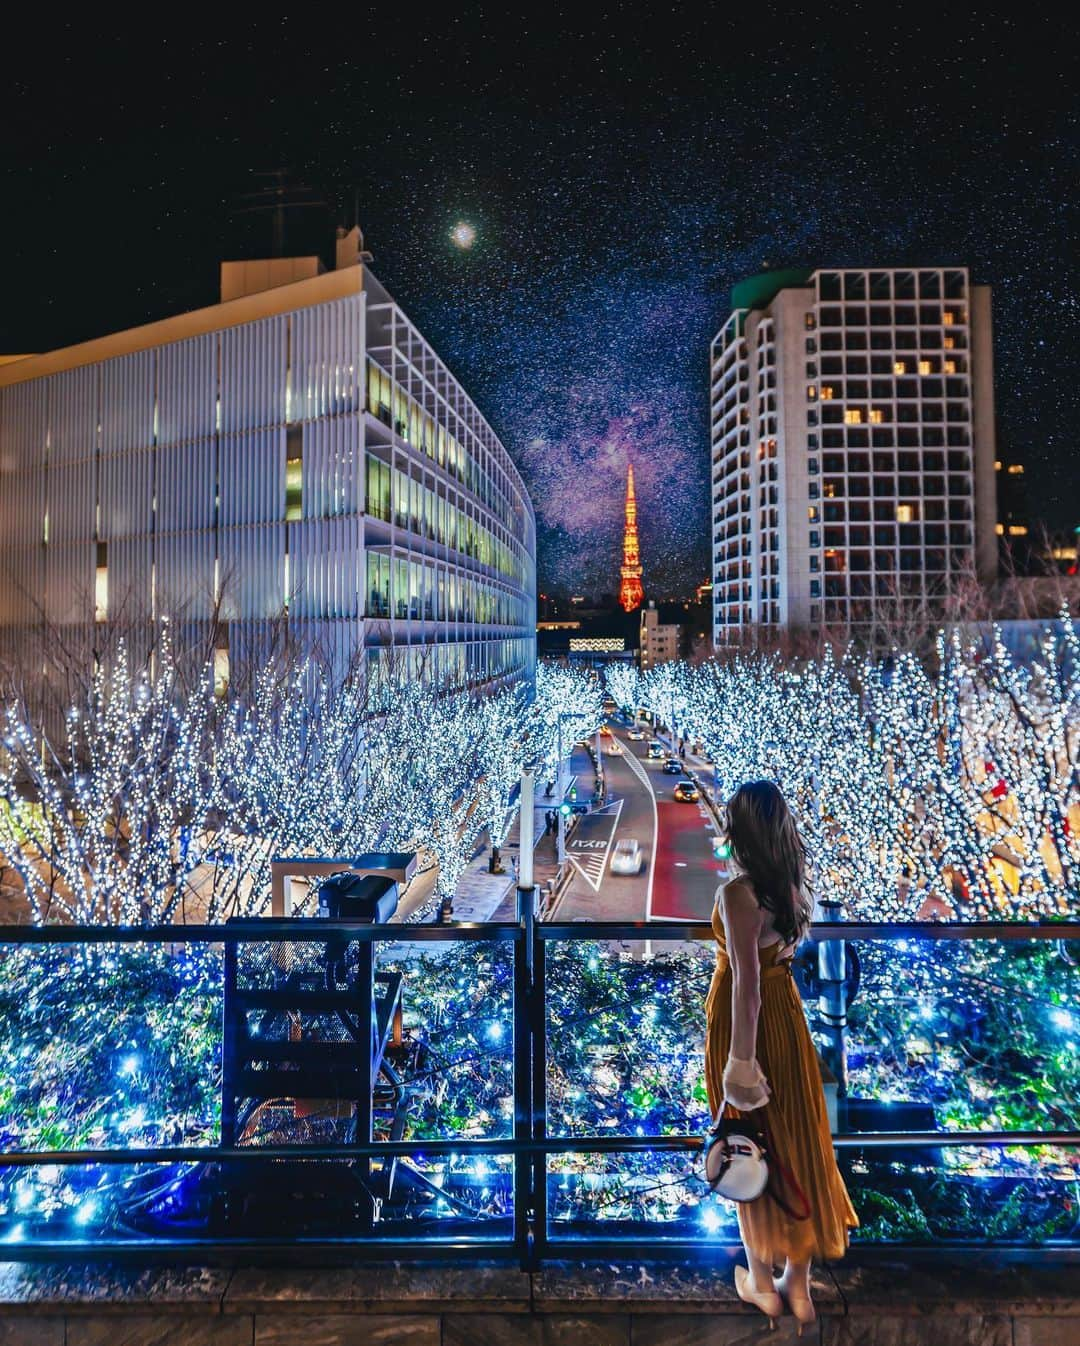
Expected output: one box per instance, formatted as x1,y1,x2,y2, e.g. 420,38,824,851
551,719,723,922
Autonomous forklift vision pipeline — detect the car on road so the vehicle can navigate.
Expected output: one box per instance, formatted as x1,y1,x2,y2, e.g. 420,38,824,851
627,729,645,740
610,838,644,875
674,780,700,803
599,725,613,737
662,758,683,774
647,742,664,759
605,740,622,755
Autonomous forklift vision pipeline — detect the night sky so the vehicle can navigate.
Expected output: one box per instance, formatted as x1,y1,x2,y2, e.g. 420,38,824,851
2,11,1077,598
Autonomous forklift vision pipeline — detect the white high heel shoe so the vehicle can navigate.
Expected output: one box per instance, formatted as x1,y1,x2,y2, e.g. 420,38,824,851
734,1264,783,1329
772,1272,817,1337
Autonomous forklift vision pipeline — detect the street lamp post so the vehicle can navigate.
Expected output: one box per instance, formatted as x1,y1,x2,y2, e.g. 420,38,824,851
555,711,579,870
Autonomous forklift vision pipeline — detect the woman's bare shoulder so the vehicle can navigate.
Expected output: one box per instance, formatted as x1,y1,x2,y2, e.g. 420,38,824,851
720,875,757,908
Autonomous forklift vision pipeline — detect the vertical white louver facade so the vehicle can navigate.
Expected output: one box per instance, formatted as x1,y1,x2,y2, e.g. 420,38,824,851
0,265,536,688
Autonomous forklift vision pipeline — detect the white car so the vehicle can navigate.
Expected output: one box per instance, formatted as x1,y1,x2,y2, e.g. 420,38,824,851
627,729,646,741
610,838,644,875
605,741,622,755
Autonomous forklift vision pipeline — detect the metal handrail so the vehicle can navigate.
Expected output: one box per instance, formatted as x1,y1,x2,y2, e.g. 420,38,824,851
1,914,1077,1260
0,918,1076,945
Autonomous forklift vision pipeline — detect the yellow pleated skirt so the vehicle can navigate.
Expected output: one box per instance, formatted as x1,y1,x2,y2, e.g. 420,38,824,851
704,917,859,1264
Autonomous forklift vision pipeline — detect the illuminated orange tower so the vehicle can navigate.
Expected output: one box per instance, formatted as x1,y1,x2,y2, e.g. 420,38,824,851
618,462,644,612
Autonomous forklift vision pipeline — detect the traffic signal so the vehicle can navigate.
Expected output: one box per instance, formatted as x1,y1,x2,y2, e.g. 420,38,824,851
560,802,572,816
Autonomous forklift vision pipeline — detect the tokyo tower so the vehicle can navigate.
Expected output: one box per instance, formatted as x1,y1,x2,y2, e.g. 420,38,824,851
618,462,644,612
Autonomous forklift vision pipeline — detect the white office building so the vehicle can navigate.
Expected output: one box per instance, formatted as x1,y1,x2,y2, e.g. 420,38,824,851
0,229,536,689
710,267,996,644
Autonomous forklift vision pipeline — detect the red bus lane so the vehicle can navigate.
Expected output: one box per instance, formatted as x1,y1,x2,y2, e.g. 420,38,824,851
650,798,723,921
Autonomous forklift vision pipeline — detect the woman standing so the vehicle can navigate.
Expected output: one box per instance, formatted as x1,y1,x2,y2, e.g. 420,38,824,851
705,780,858,1333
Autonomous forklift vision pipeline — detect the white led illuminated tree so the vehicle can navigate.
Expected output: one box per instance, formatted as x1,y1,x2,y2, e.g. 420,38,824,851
604,663,643,717
472,684,530,872
0,626,218,924
531,663,603,769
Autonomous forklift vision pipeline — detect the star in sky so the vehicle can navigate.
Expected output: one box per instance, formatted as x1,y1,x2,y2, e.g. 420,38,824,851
450,221,476,249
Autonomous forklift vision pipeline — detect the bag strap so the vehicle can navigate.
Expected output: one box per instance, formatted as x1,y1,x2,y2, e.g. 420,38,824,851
759,1113,812,1221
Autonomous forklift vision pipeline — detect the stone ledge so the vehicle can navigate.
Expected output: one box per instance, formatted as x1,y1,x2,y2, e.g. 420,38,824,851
532,1259,842,1314
224,1262,531,1315
0,1254,1076,1337
0,1262,230,1315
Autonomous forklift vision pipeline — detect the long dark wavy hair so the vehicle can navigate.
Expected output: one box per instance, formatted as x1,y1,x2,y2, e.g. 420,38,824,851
724,780,813,946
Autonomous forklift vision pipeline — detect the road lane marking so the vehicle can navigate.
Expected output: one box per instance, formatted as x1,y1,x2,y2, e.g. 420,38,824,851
620,737,658,921
565,798,624,892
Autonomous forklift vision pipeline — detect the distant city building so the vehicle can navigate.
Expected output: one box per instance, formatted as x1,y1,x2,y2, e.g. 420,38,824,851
618,462,644,612
710,267,996,643
0,226,536,688
995,456,1034,572
639,602,680,671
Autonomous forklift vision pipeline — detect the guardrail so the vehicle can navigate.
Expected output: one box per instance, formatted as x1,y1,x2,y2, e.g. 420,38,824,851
0,911,1077,1263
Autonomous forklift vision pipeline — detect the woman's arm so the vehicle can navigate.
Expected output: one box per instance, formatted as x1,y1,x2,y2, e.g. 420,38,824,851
720,879,771,1110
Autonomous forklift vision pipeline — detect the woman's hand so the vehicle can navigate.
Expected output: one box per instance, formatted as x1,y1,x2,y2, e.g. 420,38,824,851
722,1054,771,1110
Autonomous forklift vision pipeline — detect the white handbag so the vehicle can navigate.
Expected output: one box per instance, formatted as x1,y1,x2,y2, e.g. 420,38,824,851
702,1112,812,1218
702,1113,769,1202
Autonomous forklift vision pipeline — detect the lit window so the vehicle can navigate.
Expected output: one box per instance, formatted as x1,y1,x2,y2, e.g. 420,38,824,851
893,361,906,374
820,386,834,400
286,426,303,521
808,506,819,522
869,408,884,424
943,336,956,349
995,460,1003,471
807,384,817,400
896,504,917,523
1008,525,1028,536
995,523,1005,535
214,646,230,697
844,409,863,425
1008,464,1024,475
918,360,932,375
95,543,108,623
944,360,957,374
943,310,956,325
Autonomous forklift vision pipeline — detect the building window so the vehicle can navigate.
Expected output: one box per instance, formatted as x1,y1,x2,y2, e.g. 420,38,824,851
286,426,303,521
807,384,817,400
918,360,932,375
944,360,957,374
214,641,230,698
869,408,884,424
820,386,834,400
893,361,906,375
844,409,863,425
944,335,956,350
808,506,819,522
896,503,919,523
810,579,821,597
95,542,108,623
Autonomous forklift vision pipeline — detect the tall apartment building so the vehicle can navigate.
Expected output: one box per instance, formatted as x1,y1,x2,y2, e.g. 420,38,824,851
639,602,681,671
0,228,536,689
710,267,996,644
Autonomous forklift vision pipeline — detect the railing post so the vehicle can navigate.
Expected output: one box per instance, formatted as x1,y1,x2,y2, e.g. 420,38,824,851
221,941,239,1148
817,898,849,1099
513,885,534,1267
530,921,547,1266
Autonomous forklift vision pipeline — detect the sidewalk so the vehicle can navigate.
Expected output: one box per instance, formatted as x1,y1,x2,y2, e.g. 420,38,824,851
439,745,596,923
